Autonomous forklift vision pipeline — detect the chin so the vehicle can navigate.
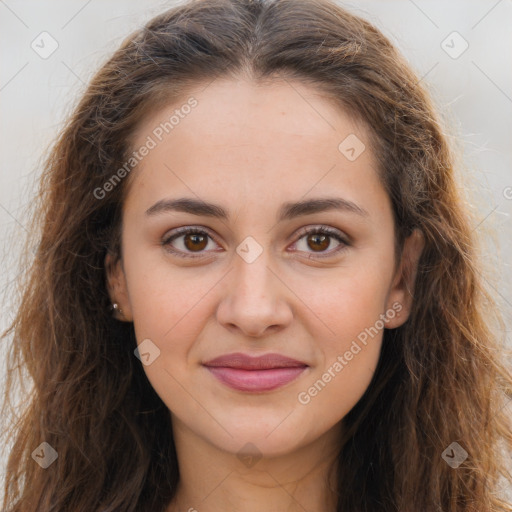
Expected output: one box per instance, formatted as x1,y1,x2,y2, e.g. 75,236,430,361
206,417,317,457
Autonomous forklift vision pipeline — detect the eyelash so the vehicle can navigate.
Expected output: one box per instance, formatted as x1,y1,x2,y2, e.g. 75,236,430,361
161,225,350,260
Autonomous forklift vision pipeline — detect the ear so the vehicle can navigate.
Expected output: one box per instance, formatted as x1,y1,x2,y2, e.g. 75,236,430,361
384,228,425,329
105,251,133,322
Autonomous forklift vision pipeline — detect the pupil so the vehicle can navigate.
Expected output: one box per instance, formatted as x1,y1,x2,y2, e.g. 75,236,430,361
309,234,329,251
185,234,207,251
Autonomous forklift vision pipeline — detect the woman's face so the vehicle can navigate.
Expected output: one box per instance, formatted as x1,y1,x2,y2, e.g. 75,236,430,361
106,77,423,458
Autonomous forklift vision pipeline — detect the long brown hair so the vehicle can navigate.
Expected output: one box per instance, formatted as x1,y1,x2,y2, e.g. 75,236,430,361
2,0,511,510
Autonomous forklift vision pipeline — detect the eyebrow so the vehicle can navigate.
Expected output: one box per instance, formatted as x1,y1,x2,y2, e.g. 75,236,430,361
145,196,369,222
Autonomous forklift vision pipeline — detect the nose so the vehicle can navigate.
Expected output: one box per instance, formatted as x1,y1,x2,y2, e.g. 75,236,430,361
216,247,294,338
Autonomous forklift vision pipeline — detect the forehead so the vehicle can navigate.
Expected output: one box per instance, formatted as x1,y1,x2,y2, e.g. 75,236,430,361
132,76,365,155
123,77,388,220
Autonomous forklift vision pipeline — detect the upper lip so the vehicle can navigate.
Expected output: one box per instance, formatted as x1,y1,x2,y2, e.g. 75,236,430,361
203,352,308,370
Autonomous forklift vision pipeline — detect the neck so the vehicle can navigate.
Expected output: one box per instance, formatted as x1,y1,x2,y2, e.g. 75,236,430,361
165,418,342,512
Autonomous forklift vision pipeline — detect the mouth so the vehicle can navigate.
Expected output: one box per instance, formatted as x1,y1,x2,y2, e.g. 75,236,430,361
202,352,309,392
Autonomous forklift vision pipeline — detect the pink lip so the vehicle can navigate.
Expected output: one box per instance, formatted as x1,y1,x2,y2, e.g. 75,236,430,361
203,352,308,392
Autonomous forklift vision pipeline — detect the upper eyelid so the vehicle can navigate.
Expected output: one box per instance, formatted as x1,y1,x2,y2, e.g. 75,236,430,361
163,224,349,250
165,225,220,244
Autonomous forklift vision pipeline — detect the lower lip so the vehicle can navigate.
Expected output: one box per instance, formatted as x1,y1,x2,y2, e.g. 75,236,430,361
204,366,307,392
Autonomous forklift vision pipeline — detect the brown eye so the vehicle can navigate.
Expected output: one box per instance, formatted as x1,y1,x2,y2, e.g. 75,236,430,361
306,233,330,252
162,225,349,260
162,227,218,258
183,232,208,252
292,226,350,258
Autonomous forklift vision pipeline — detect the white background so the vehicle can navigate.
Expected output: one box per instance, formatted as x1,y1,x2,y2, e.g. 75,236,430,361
1,0,511,496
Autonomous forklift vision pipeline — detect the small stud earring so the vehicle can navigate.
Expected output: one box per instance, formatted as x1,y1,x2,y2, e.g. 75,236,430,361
109,302,123,317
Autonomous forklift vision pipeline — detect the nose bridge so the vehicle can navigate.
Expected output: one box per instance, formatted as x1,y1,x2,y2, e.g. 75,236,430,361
234,240,273,297
231,237,278,308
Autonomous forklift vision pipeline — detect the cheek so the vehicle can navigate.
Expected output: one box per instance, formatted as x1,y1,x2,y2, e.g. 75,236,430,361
125,261,215,414
296,333,382,429
124,247,212,338
293,276,385,402
290,263,392,351
289,266,389,410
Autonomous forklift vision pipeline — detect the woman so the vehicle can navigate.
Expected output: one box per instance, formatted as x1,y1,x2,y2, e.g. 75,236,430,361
2,0,511,510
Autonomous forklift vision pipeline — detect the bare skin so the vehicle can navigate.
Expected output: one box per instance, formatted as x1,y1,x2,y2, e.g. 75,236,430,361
106,76,424,512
